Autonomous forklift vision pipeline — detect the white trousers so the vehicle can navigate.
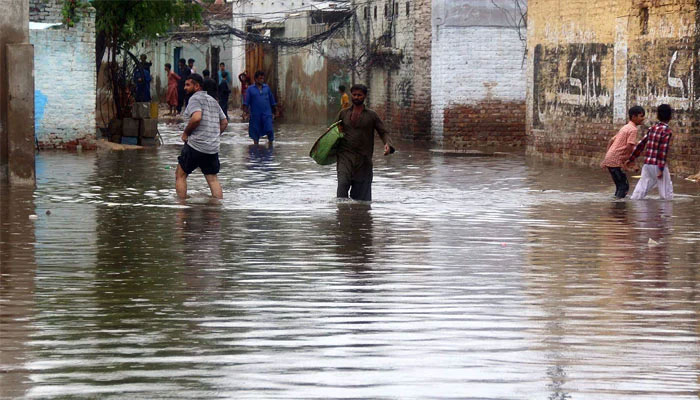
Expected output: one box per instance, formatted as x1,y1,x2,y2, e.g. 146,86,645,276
630,164,673,200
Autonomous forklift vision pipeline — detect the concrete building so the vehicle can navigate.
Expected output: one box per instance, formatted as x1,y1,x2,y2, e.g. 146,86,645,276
138,2,236,106
276,6,353,124
29,0,97,150
231,0,309,98
350,0,433,141
228,1,355,123
231,0,527,145
527,0,700,174
348,0,526,145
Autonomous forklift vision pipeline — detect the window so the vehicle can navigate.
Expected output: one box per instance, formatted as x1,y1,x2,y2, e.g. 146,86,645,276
406,2,410,16
374,6,377,19
640,7,649,34
384,4,388,17
394,2,398,16
364,6,368,19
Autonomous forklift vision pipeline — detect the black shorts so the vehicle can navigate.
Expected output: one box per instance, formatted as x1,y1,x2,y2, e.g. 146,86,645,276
178,143,220,175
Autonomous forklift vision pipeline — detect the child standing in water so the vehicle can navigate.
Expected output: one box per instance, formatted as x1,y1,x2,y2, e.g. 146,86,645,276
601,106,645,198
626,104,674,200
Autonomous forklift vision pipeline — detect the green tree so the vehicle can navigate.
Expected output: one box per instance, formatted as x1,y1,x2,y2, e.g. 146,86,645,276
90,0,203,69
77,0,204,120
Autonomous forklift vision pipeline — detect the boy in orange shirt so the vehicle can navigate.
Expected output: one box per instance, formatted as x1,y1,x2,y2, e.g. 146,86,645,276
601,106,645,198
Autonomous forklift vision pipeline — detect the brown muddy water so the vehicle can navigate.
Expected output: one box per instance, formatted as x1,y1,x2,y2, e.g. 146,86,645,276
1,121,700,399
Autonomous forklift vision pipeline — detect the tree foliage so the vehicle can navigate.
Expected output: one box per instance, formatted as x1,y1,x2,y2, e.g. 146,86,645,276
89,0,203,50
71,0,206,121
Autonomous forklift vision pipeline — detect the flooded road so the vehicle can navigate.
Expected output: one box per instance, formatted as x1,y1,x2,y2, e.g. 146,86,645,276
1,121,700,399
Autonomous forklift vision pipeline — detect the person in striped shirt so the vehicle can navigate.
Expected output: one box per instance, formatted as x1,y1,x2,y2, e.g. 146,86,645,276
625,104,673,200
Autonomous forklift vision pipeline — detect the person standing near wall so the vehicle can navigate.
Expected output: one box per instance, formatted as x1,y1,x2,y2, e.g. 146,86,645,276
218,71,231,120
238,71,251,119
134,60,152,103
218,63,231,87
335,84,395,201
176,74,228,200
164,63,180,116
188,58,197,74
140,54,152,71
202,69,219,100
243,70,276,147
176,58,190,114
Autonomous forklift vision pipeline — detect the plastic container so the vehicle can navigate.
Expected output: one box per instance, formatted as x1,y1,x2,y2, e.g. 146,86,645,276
121,136,139,145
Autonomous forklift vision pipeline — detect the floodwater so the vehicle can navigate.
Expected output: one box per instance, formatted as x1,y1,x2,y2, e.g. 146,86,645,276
1,121,700,399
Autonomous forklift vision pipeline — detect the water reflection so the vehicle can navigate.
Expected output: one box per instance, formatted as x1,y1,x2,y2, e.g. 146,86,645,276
0,123,699,398
332,202,374,268
246,144,274,164
526,196,699,398
0,185,36,399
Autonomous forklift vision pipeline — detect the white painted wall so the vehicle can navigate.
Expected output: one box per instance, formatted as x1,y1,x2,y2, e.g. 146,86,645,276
431,0,527,141
137,35,236,103
30,11,96,147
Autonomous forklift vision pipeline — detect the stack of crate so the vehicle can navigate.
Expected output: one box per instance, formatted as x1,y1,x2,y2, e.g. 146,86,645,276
121,102,158,146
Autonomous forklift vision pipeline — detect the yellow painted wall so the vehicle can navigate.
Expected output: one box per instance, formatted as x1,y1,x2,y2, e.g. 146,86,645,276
527,0,700,174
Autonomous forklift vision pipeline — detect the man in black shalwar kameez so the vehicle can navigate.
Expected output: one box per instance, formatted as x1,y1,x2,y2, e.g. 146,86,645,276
335,84,394,201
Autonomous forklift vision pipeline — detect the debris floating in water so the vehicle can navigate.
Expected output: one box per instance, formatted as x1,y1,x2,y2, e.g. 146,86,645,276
28,215,38,220
648,238,659,246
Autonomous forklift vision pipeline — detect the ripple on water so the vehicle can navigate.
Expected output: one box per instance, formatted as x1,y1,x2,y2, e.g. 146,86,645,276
0,123,699,399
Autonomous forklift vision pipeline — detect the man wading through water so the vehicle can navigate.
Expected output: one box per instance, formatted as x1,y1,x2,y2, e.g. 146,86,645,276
335,84,395,201
176,74,228,199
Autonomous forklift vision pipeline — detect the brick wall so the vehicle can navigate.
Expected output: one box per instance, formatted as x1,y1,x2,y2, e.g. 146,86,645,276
30,8,97,149
29,0,62,23
354,0,432,141
432,20,526,148
527,0,700,174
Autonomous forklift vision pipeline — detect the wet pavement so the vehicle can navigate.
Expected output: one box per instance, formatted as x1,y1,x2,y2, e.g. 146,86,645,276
1,121,700,399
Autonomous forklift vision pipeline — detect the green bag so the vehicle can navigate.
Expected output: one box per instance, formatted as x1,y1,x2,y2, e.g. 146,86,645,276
310,121,344,165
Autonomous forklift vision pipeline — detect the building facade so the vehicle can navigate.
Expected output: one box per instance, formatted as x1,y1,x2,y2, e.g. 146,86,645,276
350,0,433,140
527,0,700,174
138,2,236,107
276,8,353,124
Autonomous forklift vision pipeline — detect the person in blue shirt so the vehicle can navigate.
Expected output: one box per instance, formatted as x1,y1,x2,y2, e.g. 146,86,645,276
134,61,152,103
242,70,277,147
217,62,231,86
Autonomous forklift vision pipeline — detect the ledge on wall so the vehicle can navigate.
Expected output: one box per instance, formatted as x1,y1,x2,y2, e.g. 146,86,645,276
29,22,63,30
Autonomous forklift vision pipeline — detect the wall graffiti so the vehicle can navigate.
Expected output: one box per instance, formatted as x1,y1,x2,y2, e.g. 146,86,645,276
397,78,413,108
628,41,694,112
533,43,614,128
